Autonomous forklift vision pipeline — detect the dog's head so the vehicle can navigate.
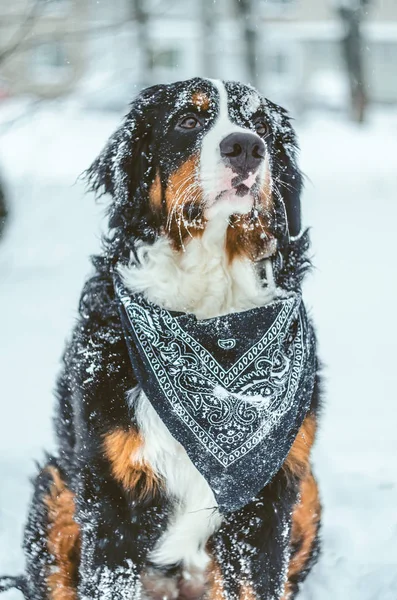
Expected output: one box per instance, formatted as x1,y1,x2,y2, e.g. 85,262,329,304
88,78,302,262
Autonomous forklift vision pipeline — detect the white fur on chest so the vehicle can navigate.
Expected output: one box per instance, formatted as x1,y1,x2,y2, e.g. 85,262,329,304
118,214,273,320
120,213,274,572
133,391,222,570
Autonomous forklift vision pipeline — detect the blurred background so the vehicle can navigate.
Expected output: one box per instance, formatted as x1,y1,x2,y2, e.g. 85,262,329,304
0,0,396,114
0,1,396,599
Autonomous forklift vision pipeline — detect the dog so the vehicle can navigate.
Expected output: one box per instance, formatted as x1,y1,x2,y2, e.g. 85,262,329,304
0,78,321,600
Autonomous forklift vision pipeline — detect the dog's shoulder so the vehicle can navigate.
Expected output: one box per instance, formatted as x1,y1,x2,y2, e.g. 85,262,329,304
54,256,137,473
78,255,119,323
58,255,135,417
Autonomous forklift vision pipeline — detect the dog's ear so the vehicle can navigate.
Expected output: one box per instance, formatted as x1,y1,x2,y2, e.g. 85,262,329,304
269,105,303,243
86,84,165,229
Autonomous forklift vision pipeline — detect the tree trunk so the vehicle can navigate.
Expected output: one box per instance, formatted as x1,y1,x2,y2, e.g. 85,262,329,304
234,0,261,89
201,0,217,79
0,178,8,240
132,0,153,89
338,3,368,123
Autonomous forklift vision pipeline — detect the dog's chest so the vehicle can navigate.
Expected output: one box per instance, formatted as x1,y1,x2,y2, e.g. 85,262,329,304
120,225,272,567
118,220,271,320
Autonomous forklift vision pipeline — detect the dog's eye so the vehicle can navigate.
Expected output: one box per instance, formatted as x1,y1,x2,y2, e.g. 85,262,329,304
254,120,269,137
178,115,202,130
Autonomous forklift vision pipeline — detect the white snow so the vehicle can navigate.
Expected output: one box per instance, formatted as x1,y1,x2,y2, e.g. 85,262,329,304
0,100,396,599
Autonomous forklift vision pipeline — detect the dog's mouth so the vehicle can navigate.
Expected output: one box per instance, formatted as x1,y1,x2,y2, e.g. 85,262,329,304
192,165,269,222
234,183,250,197
224,170,261,200
214,176,260,204
204,186,255,221
215,185,252,201
231,170,256,186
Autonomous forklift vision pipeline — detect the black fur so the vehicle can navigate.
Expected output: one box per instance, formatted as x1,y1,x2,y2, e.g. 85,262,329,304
3,78,321,600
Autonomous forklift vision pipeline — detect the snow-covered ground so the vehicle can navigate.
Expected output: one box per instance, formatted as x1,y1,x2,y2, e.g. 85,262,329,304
0,100,396,599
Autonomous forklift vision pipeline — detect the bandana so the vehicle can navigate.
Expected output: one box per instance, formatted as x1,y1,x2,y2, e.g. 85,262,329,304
115,276,316,513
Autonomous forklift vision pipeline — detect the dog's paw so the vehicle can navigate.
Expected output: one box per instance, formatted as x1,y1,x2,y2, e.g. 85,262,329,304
141,567,179,600
178,567,207,600
141,565,207,600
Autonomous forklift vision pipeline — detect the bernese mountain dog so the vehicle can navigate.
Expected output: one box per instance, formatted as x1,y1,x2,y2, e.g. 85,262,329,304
0,78,321,600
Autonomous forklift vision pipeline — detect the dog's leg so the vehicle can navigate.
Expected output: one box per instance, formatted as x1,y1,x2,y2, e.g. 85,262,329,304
281,472,321,600
280,385,322,599
49,290,169,599
144,506,222,600
21,460,79,600
22,460,144,600
74,459,169,600
210,470,298,600
135,393,223,600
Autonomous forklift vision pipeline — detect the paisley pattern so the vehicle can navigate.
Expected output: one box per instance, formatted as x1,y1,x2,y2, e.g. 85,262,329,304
217,338,236,350
115,276,316,512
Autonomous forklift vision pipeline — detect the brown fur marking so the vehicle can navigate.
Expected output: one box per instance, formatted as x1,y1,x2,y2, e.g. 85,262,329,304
44,466,80,600
239,584,257,600
283,414,317,480
225,166,274,262
207,562,226,600
165,155,205,249
225,212,276,263
149,170,162,209
261,159,273,208
103,428,160,499
207,563,256,600
192,91,210,111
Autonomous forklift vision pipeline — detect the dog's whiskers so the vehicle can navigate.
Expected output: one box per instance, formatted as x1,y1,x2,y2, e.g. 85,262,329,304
166,175,204,239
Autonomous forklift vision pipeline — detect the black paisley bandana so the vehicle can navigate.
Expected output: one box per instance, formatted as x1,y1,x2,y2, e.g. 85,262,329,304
114,276,316,513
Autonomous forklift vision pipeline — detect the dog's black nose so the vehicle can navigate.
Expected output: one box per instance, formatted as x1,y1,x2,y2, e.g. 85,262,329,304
220,132,265,176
